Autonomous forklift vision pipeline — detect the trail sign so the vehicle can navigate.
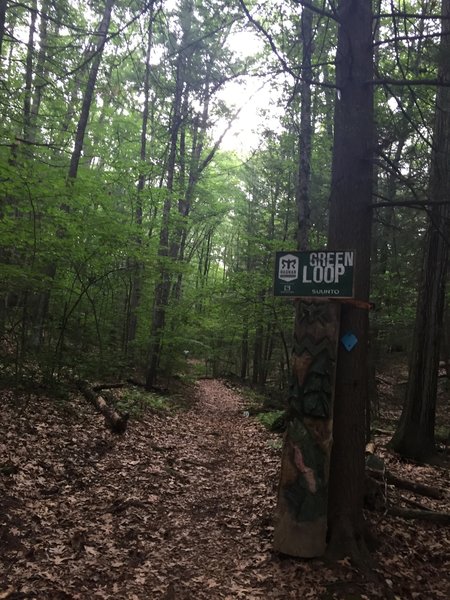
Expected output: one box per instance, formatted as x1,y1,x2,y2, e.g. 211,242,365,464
274,251,355,298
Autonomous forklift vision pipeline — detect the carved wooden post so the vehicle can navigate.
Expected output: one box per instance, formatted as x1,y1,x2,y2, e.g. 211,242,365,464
273,299,341,557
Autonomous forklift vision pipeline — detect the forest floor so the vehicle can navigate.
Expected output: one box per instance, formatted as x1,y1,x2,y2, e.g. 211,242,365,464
1,369,449,600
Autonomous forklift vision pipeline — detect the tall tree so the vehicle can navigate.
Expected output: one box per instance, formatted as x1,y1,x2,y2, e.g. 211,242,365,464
326,0,374,562
145,0,193,389
0,0,7,56
296,5,313,251
126,1,156,351
390,0,450,460
68,0,114,180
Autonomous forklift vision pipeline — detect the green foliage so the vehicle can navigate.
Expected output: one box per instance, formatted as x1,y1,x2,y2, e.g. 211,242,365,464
0,0,446,397
256,409,285,431
115,389,171,419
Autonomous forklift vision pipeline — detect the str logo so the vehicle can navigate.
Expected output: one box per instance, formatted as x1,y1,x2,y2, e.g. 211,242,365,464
278,254,299,282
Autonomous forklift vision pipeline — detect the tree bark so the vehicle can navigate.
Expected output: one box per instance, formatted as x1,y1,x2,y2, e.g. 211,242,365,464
389,0,450,461
326,0,374,563
126,3,155,350
22,0,37,140
77,380,129,434
28,0,114,351
273,300,341,557
386,507,450,525
369,468,445,500
0,0,7,56
296,6,313,251
68,0,114,180
145,0,192,389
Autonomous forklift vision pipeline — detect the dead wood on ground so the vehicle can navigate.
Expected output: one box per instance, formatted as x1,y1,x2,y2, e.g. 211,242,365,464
386,506,450,525
369,468,445,499
76,380,129,434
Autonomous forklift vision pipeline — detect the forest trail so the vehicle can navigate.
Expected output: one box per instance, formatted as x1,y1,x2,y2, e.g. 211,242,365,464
1,379,318,599
1,379,449,599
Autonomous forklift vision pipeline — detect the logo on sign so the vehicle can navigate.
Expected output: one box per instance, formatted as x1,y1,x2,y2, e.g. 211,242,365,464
278,254,299,282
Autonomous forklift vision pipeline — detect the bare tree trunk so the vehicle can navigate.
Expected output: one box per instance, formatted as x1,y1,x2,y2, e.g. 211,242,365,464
240,321,248,380
22,0,37,140
0,0,7,56
145,1,192,389
126,3,155,350
68,0,114,180
390,0,450,460
296,6,312,251
27,0,50,142
32,0,114,353
326,0,374,564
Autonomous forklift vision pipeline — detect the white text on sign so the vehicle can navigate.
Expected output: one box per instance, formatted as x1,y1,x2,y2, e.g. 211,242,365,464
302,251,353,284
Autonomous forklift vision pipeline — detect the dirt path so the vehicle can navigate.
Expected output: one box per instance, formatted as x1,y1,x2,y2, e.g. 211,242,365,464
1,379,449,599
0,379,308,599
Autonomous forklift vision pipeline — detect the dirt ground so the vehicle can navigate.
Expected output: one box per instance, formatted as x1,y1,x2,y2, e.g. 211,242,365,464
1,377,449,599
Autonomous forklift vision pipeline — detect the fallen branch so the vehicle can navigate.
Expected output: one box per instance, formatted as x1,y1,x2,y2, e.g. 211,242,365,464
398,494,432,511
77,380,129,434
92,382,127,392
370,468,445,500
386,506,450,525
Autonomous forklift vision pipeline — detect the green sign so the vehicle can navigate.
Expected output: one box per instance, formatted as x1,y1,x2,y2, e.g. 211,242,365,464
274,251,355,298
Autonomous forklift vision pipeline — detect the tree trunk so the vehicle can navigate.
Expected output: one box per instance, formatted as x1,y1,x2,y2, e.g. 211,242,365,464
389,0,450,460
274,8,327,558
145,1,192,389
326,0,374,563
27,0,50,142
68,0,114,180
77,380,129,434
126,4,155,350
273,300,341,557
240,321,248,379
0,0,7,56
29,0,114,352
296,6,312,251
22,0,37,140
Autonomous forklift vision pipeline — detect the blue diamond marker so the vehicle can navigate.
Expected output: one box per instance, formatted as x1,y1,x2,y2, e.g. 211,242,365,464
341,332,358,352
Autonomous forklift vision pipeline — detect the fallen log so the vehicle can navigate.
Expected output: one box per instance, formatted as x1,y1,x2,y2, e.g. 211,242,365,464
369,468,445,500
386,506,450,525
77,380,129,434
92,383,127,392
398,494,432,511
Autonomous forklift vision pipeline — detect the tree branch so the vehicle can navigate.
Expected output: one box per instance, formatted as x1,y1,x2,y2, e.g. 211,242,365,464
372,199,450,209
372,77,450,87
238,0,338,89
290,0,338,21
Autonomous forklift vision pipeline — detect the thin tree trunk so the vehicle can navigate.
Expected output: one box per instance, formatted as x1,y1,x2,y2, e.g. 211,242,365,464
0,0,7,56
68,0,114,180
127,3,155,349
31,0,114,352
240,321,248,380
22,0,37,140
296,6,312,251
28,0,50,142
145,1,192,389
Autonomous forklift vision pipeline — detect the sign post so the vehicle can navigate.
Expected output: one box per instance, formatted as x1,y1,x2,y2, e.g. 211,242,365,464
273,251,354,557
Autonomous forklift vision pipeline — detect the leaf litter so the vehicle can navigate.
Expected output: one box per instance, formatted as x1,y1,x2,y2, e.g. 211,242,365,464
1,378,449,599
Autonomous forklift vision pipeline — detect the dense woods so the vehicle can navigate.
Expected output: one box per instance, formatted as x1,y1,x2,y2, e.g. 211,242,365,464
1,0,449,588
